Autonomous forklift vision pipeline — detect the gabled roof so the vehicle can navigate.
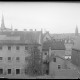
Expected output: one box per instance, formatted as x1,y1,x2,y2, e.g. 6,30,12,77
45,53,66,62
55,55,66,60
0,31,41,45
42,40,65,50
42,31,53,42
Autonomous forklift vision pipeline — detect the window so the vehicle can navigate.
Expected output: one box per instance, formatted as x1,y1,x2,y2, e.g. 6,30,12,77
65,56,71,59
8,46,11,50
25,46,28,50
0,69,3,74
0,57,2,60
16,46,19,50
45,52,47,55
43,61,47,64
46,70,49,75
58,65,61,69
53,58,56,62
16,69,20,74
0,46,2,50
8,69,11,74
8,57,11,61
16,57,20,61
34,69,37,73
25,57,28,61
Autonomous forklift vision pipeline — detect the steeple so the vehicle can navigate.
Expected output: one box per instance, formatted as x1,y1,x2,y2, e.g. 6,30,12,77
1,14,5,30
11,24,13,30
75,25,78,36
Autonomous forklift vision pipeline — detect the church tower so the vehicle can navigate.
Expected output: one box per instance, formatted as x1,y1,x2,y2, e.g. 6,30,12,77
1,14,5,30
75,25,78,36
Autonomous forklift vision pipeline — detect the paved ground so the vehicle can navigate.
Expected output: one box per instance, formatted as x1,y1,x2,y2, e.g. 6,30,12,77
0,74,54,79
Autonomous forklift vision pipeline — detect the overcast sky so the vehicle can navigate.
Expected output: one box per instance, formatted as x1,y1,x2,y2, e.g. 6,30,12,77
0,2,80,34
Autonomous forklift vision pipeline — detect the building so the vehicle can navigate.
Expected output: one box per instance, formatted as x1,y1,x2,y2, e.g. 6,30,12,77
64,39,74,59
42,38,66,75
0,14,12,31
0,15,42,76
49,54,68,76
71,37,80,67
51,25,79,42
75,25,79,36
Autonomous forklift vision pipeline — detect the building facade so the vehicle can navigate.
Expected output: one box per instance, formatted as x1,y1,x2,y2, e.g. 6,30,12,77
71,37,80,67
0,15,42,76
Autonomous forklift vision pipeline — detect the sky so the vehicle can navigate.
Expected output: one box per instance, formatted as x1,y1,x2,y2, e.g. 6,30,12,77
0,2,80,34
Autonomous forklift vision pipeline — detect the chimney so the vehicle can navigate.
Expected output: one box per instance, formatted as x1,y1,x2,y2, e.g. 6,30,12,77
24,29,27,31
35,29,36,31
30,29,33,31
49,47,52,57
14,29,18,31
46,31,49,33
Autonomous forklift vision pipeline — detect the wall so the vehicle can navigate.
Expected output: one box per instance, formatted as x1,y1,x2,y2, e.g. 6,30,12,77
42,51,49,60
65,43,73,57
49,57,65,75
0,45,30,75
71,49,80,67
51,50,65,58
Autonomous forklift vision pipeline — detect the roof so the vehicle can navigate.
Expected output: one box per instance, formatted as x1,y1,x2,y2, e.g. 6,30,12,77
51,33,77,40
45,53,66,62
42,40,65,50
0,31,41,45
42,31,52,39
55,55,66,60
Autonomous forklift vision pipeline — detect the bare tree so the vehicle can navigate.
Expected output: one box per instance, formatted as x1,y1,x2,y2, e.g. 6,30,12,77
25,43,42,76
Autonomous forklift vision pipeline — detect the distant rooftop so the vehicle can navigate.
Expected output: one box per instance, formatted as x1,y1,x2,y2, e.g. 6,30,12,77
0,30,42,45
42,40,65,50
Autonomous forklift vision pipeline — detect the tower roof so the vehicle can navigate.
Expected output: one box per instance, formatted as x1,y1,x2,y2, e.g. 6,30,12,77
1,14,5,30
75,25,78,36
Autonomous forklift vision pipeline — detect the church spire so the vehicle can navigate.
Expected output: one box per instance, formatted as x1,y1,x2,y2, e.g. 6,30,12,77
1,14,5,30
11,24,13,30
75,25,78,36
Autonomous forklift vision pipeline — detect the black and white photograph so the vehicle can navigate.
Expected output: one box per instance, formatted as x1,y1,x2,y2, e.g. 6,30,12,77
0,2,80,79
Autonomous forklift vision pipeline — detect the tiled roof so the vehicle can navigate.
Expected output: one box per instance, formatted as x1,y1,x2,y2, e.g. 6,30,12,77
51,33,77,40
45,53,66,62
0,31,41,44
42,40,65,50
42,32,52,39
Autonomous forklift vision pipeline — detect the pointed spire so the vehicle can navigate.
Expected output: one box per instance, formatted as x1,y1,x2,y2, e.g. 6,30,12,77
1,14,5,30
41,28,43,33
11,24,13,30
75,25,78,36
